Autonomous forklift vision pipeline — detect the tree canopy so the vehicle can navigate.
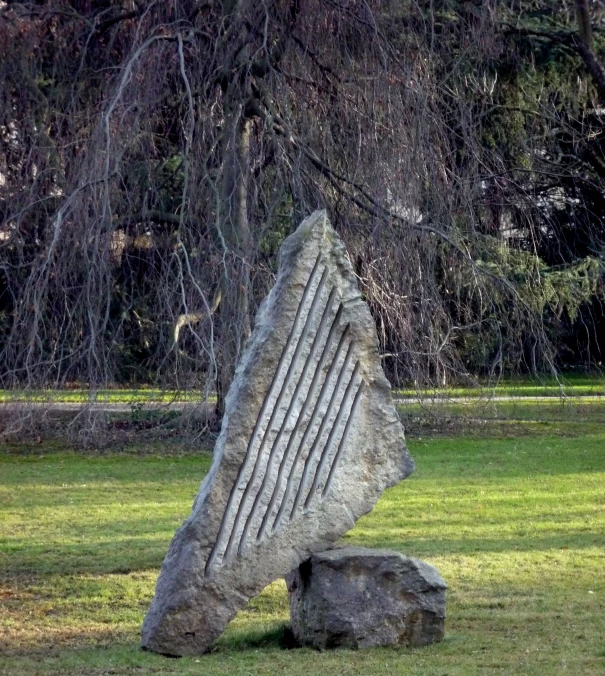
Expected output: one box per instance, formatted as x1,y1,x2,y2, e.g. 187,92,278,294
1,0,604,418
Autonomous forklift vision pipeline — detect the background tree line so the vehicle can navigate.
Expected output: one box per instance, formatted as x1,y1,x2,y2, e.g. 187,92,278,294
1,0,604,419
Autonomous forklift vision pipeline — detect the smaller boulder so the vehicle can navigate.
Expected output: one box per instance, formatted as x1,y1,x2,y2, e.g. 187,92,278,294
286,546,447,649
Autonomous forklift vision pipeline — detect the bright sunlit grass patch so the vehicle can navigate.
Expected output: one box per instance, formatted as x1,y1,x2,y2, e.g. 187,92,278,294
1,425,604,675
1,372,604,406
395,372,605,399
400,397,605,426
0,389,216,404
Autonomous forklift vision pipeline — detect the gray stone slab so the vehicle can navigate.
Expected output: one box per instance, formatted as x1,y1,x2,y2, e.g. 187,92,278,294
141,211,414,656
287,546,447,649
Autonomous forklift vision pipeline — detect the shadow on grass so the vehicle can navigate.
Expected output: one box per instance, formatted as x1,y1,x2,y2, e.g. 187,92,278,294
347,532,604,555
1,539,167,575
0,625,135,658
216,622,299,652
3,527,602,579
0,618,298,660
0,454,213,487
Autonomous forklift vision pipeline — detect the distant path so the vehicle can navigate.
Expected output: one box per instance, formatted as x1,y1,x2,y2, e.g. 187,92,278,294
394,394,605,404
1,394,604,414
0,401,210,413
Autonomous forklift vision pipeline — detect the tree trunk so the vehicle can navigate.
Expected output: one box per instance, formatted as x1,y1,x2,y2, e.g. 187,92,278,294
215,105,252,415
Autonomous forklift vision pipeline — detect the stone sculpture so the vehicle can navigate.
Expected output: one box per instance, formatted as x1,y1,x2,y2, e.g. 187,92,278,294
141,210,414,656
287,547,447,649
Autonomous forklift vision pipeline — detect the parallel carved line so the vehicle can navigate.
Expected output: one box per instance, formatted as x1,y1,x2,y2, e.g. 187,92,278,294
322,380,366,499
285,340,356,523
204,254,323,574
221,265,330,563
236,286,339,556
256,307,347,542
303,361,362,510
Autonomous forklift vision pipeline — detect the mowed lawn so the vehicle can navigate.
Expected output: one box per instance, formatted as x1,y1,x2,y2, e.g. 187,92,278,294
1,425,604,675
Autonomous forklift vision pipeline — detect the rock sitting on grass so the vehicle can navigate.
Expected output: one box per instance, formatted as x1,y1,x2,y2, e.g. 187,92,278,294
141,211,414,656
287,546,447,649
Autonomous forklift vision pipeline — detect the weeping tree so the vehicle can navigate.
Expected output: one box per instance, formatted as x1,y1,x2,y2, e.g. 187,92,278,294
1,0,604,432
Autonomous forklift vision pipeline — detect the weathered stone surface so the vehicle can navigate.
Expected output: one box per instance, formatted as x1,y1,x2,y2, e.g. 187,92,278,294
287,547,447,649
141,211,414,656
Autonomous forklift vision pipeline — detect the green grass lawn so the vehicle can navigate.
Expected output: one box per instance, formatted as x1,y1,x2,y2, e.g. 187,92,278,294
0,389,208,404
1,372,604,405
399,398,605,429
395,372,605,399
1,425,604,675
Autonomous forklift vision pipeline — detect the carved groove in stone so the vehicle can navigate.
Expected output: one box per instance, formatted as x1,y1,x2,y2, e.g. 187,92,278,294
256,308,348,542
221,265,330,564
322,379,366,498
206,254,325,573
291,355,359,518
303,363,363,510
236,285,340,556
283,340,357,524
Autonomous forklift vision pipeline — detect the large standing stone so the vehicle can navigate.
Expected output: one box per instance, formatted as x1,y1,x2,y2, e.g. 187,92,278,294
141,211,414,656
287,547,447,649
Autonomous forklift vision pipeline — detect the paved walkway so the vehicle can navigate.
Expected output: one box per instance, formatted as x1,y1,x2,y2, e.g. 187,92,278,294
1,394,603,414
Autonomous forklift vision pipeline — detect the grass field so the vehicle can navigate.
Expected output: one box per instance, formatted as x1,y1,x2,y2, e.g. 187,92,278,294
0,389,205,405
395,372,605,398
1,420,604,675
1,372,604,405
399,399,605,431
